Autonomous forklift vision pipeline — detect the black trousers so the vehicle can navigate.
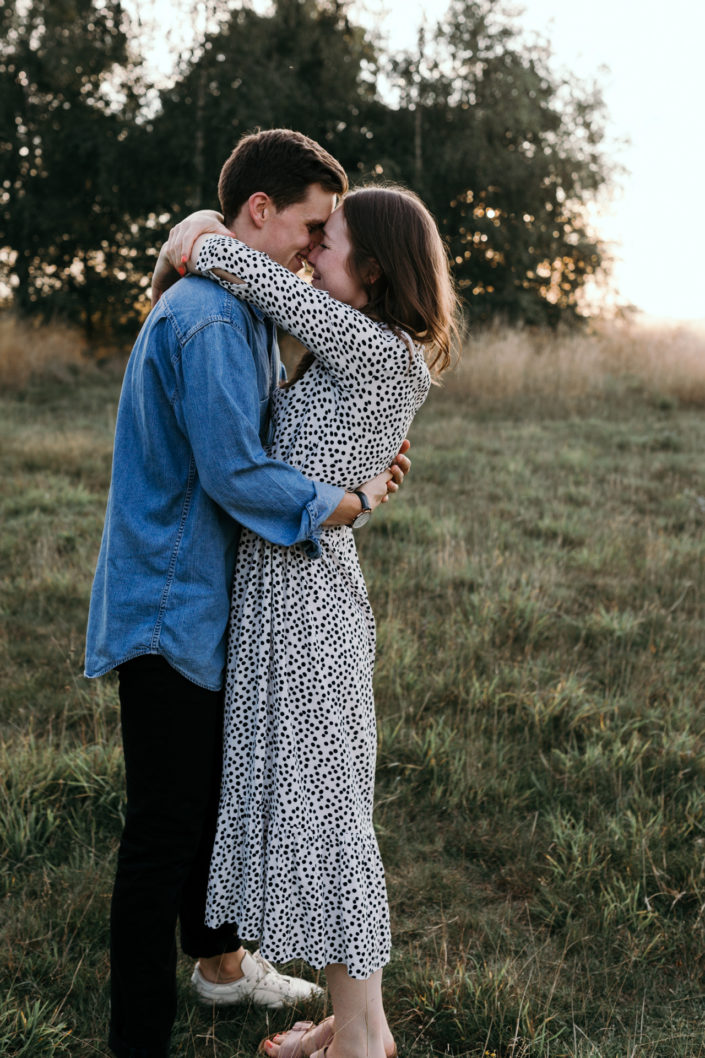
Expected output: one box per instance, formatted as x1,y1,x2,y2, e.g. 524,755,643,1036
109,655,242,1058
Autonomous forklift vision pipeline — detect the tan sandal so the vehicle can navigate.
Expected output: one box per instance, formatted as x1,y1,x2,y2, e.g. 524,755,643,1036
258,1016,398,1058
258,1018,334,1058
307,1039,398,1058
309,1048,399,1058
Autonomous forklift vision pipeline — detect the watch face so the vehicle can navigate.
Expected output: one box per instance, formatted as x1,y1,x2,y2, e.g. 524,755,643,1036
352,509,372,529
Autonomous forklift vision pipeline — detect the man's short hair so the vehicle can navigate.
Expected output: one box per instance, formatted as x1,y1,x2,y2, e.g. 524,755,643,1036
218,128,348,226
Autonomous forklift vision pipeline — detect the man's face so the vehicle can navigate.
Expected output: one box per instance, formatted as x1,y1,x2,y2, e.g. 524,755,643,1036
262,183,336,271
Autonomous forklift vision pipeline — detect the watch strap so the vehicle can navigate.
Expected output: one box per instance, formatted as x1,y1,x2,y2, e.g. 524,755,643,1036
353,489,371,512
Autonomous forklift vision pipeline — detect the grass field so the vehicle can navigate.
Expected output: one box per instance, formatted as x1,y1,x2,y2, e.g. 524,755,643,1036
1,319,705,1056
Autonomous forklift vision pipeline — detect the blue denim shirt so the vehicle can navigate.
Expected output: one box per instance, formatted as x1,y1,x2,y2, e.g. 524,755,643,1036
85,274,343,690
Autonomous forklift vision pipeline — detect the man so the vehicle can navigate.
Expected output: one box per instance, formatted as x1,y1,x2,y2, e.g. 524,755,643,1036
85,129,406,1058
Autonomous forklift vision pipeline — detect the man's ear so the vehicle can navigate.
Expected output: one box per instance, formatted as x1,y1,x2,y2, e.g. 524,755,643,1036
248,192,273,229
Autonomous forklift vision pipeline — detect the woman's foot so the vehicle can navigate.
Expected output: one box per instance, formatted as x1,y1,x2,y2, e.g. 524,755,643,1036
260,1016,396,1058
260,1019,333,1058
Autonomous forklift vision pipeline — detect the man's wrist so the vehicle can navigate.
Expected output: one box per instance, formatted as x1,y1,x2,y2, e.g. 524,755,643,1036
323,490,362,527
351,490,371,529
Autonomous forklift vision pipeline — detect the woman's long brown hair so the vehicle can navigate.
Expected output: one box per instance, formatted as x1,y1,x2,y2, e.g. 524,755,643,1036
343,185,459,376
284,184,460,387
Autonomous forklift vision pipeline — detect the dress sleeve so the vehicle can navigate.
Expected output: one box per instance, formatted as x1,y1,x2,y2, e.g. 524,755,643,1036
195,235,422,393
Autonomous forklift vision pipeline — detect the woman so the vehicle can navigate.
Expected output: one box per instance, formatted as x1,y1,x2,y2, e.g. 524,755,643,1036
165,186,457,1058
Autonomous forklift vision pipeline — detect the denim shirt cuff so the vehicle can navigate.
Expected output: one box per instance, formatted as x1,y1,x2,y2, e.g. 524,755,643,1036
300,483,345,558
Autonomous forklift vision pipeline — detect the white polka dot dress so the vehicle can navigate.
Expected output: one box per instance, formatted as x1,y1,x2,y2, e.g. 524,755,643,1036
197,236,431,979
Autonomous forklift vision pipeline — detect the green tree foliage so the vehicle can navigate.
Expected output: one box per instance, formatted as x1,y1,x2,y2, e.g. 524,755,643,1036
0,0,613,335
386,0,610,324
0,0,155,335
153,0,382,213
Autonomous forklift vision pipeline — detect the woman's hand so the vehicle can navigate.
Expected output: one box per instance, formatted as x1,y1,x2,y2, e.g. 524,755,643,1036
151,244,178,306
151,210,232,307
165,209,231,273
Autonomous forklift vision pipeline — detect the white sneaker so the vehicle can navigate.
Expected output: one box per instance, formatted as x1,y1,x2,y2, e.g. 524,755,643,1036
191,950,324,1008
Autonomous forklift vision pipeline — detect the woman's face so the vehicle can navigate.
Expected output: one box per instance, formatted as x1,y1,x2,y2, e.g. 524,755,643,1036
306,206,368,309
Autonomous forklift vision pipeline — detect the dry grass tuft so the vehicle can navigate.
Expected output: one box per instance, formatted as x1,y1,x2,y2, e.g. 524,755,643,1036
0,314,88,389
3,312,705,413
447,317,705,408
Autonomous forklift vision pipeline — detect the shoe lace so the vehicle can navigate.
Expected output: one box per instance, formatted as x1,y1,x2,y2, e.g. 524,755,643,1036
251,950,282,978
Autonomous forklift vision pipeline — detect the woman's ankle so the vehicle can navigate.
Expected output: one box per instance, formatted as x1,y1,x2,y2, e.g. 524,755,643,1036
327,1027,387,1058
308,1016,395,1058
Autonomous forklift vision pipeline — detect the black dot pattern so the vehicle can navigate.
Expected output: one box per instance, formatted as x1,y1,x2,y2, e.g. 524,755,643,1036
198,236,431,979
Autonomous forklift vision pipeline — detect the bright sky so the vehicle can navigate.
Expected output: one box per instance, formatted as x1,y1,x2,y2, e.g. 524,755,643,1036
361,0,705,322
133,0,705,322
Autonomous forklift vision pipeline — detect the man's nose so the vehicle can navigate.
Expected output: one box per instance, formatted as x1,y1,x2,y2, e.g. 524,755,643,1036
306,229,323,254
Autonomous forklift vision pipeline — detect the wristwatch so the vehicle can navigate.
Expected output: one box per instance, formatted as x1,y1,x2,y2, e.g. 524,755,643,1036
351,490,372,529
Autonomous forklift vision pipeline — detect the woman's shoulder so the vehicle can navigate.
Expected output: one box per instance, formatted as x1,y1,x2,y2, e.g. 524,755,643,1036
372,325,432,375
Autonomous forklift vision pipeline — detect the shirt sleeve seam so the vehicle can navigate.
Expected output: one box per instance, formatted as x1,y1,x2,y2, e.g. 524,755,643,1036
181,314,250,349
162,288,252,350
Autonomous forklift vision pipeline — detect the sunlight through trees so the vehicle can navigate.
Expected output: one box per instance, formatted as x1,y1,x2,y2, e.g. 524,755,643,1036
0,0,612,336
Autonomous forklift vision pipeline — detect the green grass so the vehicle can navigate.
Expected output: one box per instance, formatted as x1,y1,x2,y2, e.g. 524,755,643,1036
1,361,704,1056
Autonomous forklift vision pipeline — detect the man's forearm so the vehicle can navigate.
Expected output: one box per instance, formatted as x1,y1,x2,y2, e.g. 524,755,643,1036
323,491,363,527
323,465,399,527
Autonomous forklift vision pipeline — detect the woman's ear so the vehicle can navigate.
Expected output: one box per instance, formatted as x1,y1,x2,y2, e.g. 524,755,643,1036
248,192,272,229
364,259,381,287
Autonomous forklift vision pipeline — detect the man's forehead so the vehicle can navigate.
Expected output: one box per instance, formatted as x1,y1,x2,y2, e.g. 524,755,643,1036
297,184,336,223
303,208,334,228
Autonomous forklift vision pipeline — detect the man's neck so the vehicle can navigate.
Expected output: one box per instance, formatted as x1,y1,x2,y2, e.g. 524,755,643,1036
227,219,246,242
227,216,267,254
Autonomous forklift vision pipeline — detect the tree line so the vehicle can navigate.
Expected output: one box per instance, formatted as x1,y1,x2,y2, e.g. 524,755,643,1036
0,0,612,338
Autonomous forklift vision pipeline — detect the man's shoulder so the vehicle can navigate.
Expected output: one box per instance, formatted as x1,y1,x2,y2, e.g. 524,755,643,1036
161,276,254,341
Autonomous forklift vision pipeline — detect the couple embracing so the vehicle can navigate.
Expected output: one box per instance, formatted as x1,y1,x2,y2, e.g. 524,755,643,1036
85,128,457,1058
